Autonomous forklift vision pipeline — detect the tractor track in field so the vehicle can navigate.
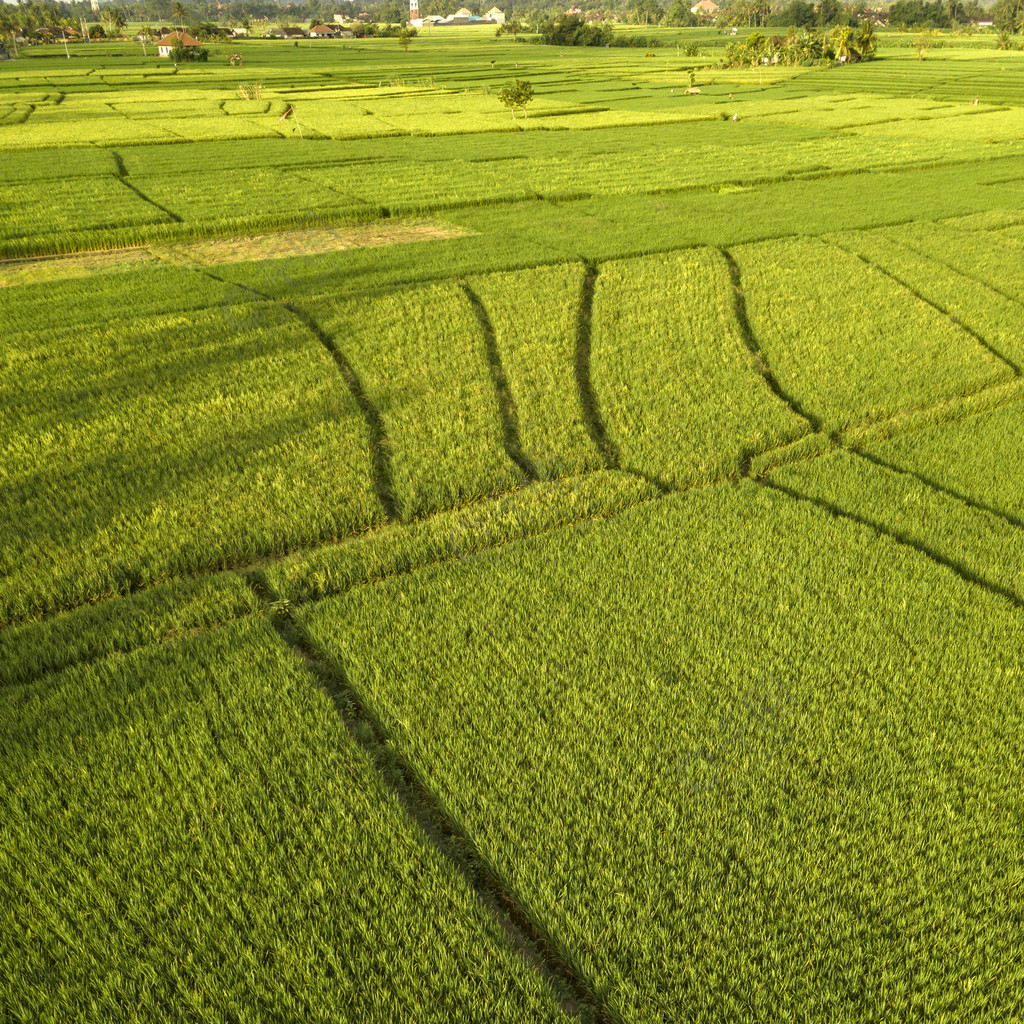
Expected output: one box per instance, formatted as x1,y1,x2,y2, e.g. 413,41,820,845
827,240,1023,377
187,264,401,523
574,262,621,473
765,479,1024,612
721,248,823,436
112,150,184,224
243,570,614,1024
460,283,539,484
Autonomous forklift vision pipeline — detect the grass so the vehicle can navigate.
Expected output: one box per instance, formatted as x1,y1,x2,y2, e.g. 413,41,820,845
296,482,1024,1023
592,247,810,486
3,27,1024,1023
0,618,568,1021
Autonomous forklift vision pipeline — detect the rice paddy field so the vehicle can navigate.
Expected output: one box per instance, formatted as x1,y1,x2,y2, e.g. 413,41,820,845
2,23,1024,1022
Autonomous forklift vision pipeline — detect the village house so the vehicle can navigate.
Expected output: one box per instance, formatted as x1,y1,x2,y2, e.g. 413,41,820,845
690,0,719,15
412,6,505,27
157,30,201,56
309,24,337,36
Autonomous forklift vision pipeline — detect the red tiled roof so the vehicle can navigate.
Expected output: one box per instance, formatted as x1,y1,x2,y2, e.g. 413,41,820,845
158,31,200,46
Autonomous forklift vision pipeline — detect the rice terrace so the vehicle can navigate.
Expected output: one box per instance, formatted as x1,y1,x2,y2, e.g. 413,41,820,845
3,0,1024,1017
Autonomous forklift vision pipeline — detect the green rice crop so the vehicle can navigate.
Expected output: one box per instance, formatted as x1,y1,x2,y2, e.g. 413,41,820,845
0,573,257,689
297,482,1024,1023
5,34,1024,1021
867,399,1024,521
4,71,1024,258
266,470,658,605
305,283,523,519
888,219,1024,305
775,447,1024,602
0,617,567,1021
593,248,810,486
0,178,169,258
0,265,236,334
465,262,604,479
0,302,383,625
828,226,1024,370
730,235,1013,433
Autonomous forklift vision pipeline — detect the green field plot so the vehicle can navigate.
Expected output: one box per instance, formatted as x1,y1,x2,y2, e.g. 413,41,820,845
830,227,1024,371
0,572,257,689
730,235,1013,433
305,283,524,519
129,163,368,233
0,302,382,625
5,29,1024,1023
889,219,1024,306
592,248,811,487
867,400,1024,522
775,447,1024,603
0,146,116,183
297,483,1024,1023
0,264,235,333
0,618,566,1021
0,178,171,258
465,262,604,480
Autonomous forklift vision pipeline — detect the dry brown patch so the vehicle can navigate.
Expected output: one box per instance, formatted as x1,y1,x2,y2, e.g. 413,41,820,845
0,221,469,287
182,222,467,265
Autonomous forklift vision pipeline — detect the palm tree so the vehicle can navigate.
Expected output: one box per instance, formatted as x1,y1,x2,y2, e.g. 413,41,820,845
173,2,189,32
0,6,18,55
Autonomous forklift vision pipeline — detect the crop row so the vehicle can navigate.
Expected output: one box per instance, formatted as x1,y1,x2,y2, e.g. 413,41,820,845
0,616,566,1020
6,228,1022,624
295,479,1024,1023
0,301,382,625
4,92,1024,256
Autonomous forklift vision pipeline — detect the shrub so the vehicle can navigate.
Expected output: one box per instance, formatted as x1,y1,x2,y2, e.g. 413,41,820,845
169,44,209,62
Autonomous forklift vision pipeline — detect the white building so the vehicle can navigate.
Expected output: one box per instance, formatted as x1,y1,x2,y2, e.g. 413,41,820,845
410,5,506,26
157,30,201,56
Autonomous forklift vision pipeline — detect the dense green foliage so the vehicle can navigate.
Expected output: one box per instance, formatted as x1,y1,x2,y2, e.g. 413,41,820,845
592,248,810,486
731,235,1013,432
0,618,566,1020
0,297,382,624
466,263,604,479
304,282,523,518
298,484,1024,1022
3,29,1024,1023
872,400,1024,521
776,449,1024,601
